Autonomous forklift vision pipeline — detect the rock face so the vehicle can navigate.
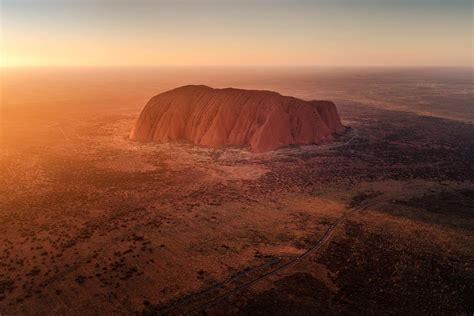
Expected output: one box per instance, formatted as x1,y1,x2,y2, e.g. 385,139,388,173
130,85,345,152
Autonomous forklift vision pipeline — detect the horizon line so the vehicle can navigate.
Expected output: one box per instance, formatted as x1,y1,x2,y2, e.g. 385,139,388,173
1,64,473,69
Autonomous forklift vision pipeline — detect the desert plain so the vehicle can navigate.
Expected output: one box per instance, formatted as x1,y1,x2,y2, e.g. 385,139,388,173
0,67,473,314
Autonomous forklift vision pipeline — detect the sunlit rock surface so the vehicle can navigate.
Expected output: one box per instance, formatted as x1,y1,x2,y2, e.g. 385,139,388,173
130,85,345,152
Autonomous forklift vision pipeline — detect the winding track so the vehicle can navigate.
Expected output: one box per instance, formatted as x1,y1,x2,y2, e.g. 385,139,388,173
319,127,359,150
157,127,365,315
158,196,388,315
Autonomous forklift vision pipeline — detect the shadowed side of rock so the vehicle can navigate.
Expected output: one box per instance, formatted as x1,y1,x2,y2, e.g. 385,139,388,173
130,85,345,152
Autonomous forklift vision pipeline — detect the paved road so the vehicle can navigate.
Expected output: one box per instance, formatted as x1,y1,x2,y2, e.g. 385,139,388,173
158,194,388,315
157,127,364,315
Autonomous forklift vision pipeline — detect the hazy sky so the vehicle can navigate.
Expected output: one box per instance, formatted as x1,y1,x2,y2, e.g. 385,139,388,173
1,0,472,67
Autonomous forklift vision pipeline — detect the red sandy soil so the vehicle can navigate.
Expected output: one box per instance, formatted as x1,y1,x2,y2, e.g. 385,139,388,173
1,73,473,314
130,86,345,152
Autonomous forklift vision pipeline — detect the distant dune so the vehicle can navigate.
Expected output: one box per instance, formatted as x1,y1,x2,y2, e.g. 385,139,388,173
130,85,345,152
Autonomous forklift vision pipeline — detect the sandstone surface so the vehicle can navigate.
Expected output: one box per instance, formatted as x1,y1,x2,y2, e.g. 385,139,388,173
130,85,345,152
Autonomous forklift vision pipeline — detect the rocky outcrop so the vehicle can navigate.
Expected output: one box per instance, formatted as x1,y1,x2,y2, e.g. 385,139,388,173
130,85,345,152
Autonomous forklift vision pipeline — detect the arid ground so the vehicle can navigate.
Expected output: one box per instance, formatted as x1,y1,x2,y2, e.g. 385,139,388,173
1,68,473,314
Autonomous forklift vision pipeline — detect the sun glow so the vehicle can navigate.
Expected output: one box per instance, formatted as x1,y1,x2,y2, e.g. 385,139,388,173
1,0,472,67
